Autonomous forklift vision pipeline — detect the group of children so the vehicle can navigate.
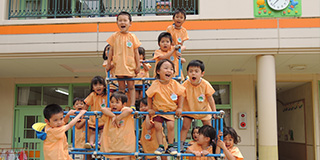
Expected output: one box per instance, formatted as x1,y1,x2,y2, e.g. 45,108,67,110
39,9,243,160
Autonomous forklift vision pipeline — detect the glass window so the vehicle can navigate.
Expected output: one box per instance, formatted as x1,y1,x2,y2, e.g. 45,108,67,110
73,85,91,99
212,84,230,105
17,87,41,105
43,86,69,105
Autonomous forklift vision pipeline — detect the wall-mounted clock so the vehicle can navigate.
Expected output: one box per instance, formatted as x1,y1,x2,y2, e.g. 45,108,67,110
267,0,290,10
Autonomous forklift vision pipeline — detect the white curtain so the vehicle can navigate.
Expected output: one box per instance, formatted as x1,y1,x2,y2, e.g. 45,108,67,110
19,87,30,105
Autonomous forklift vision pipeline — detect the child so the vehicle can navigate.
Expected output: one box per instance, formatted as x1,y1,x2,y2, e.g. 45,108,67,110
153,32,186,79
180,60,217,149
166,9,189,46
135,47,152,99
72,97,88,160
188,126,201,146
216,127,243,160
84,76,108,148
102,44,118,93
105,11,141,110
186,125,216,160
146,59,186,155
43,104,86,160
139,98,167,160
100,91,135,160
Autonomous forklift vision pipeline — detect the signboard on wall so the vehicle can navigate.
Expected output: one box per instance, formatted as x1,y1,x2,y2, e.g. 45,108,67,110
254,0,302,17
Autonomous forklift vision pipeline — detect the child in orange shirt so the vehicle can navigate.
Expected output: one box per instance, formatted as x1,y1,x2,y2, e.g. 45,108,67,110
216,127,243,160
84,76,108,149
100,91,135,160
135,47,151,99
186,125,216,160
147,59,186,155
105,11,141,111
139,98,167,160
166,9,189,46
103,44,117,93
43,104,86,160
153,32,186,78
181,60,217,150
188,126,201,146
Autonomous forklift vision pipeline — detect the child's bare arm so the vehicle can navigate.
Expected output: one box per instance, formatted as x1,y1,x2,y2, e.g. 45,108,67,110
145,115,154,130
101,107,116,118
186,148,201,156
65,110,86,131
175,95,184,117
147,97,155,116
207,95,217,118
216,139,236,160
75,118,86,129
134,48,140,74
157,49,175,60
64,110,76,124
115,108,133,121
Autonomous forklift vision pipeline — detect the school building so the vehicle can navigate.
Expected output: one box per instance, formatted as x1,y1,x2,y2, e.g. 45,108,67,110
0,0,319,159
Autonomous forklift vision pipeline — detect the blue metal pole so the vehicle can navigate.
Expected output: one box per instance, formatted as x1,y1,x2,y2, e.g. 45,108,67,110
107,71,110,108
135,114,139,153
220,116,224,155
72,124,75,159
177,116,181,152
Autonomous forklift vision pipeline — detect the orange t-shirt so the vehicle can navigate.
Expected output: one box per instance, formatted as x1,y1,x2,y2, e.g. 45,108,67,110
224,146,243,160
74,119,87,148
182,78,215,120
146,79,185,121
166,25,189,45
135,63,151,85
187,142,214,160
140,117,168,159
43,126,72,160
100,107,135,158
153,46,184,79
85,92,107,128
107,31,141,77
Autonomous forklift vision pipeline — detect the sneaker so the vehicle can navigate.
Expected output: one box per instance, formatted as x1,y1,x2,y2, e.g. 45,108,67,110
154,147,165,155
180,141,185,152
166,146,178,155
130,105,136,111
84,143,93,149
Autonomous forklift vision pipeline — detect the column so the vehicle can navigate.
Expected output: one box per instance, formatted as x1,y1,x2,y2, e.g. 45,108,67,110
256,55,278,160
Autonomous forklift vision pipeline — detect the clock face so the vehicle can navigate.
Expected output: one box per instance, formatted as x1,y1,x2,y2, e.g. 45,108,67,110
267,0,290,10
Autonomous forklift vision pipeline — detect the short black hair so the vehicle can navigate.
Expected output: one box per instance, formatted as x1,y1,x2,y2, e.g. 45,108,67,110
187,60,205,72
117,11,132,22
158,32,173,45
43,104,63,121
138,47,145,60
155,59,175,79
103,44,110,60
73,97,86,105
90,76,107,96
224,127,241,144
140,97,148,106
110,91,128,104
173,8,186,20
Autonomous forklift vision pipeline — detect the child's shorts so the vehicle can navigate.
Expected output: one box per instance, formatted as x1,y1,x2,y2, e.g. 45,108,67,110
153,116,173,123
89,126,104,131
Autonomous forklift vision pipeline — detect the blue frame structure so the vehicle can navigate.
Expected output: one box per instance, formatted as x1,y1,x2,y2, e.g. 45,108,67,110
67,111,225,160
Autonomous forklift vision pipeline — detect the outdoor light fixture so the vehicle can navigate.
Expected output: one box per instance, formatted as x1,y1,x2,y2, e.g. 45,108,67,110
55,88,69,95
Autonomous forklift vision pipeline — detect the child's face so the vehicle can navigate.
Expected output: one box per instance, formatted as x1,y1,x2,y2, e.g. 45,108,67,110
159,37,172,52
187,66,204,85
139,102,148,112
45,112,64,128
197,133,209,145
192,128,199,141
74,100,85,111
110,97,125,112
117,15,131,33
223,134,234,149
173,12,185,28
157,61,174,82
93,82,105,95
